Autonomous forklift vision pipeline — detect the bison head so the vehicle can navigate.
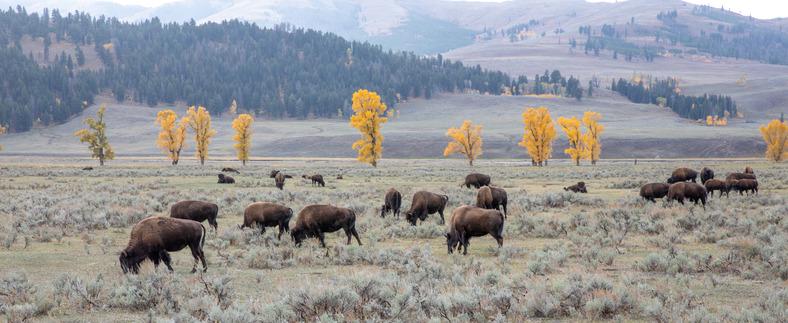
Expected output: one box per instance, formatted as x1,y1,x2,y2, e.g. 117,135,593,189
119,250,143,274
405,212,418,226
290,228,306,247
380,205,388,218
445,233,460,254
666,177,675,184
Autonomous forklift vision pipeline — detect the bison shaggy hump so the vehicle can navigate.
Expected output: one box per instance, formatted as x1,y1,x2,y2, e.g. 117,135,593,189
667,167,698,184
462,173,491,189
405,191,449,226
119,217,207,274
726,172,756,181
639,183,670,202
291,205,360,247
241,202,293,240
667,182,707,207
170,200,219,230
446,206,504,255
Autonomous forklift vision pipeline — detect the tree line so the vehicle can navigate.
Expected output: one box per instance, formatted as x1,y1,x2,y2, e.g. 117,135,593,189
611,77,737,121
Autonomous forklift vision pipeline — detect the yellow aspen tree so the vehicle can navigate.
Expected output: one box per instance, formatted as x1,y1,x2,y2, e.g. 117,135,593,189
349,89,388,167
186,105,216,166
444,120,483,166
0,124,6,151
759,119,788,162
581,111,604,165
232,114,254,165
519,107,556,166
155,109,188,165
74,105,114,166
558,116,585,166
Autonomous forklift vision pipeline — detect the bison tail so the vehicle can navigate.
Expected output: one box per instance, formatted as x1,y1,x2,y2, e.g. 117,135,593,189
441,195,449,204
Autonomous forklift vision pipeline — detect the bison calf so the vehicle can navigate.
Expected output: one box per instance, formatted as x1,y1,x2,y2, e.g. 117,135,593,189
119,217,207,274
667,167,698,183
170,200,219,230
639,183,670,202
381,188,402,218
405,191,449,225
462,173,491,189
564,181,587,193
667,182,707,208
446,206,504,255
291,205,361,247
218,173,235,184
240,202,293,239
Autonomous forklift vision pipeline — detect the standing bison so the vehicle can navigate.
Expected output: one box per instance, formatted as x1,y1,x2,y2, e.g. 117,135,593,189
380,188,402,218
221,167,240,174
170,200,219,231
667,182,707,207
744,166,754,174
732,179,758,195
726,172,756,181
240,202,293,240
462,173,491,189
639,183,670,202
564,182,587,193
700,167,714,184
445,206,504,255
119,217,207,274
667,168,698,183
704,179,729,198
405,191,449,225
275,172,286,190
476,186,508,218
302,174,325,187
291,205,361,247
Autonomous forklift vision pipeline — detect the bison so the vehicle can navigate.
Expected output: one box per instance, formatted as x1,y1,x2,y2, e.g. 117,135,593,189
639,183,670,202
704,179,729,198
275,172,286,190
445,206,504,255
221,167,240,174
269,170,293,179
290,205,360,247
726,172,756,181
82,167,94,171
240,202,293,239
302,174,325,187
476,186,508,218
119,217,207,274
667,182,707,207
700,167,714,184
732,179,758,195
380,188,402,218
405,191,449,226
462,173,491,189
667,167,698,184
564,181,587,193
744,166,754,174
170,200,219,231
217,173,235,184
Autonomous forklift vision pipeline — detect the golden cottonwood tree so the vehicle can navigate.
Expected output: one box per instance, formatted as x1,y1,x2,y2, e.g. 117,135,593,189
186,106,216,166
519,107,556,166
760,119,788,162
558,116,585,166
74,105,114,166
349,89,388,167
155,109,188,165
444,120,483,166
581,111,604,165
232,114,254,165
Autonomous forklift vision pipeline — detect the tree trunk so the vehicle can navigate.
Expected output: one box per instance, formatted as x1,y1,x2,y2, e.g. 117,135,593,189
242,160,246,166
99,158,104,166
575,158,580,166
200,157,205,166
172,159,178,166
469,159,473,167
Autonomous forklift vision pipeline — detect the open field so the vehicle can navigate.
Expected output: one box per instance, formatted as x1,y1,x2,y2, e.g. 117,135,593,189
0,157,785,321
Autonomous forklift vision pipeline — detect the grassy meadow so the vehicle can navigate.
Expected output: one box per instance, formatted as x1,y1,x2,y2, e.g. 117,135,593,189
0,157,786,322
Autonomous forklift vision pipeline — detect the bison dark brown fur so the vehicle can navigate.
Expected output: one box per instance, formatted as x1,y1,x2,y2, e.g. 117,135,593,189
639,183,670,202
462,173,491,189
381,188,402,218
700,167,714,184
726,172,756,181
170,200,219,230
119,217,207,274
704,179,729,198
667,182,707,207
667,168,698,184
733,179,758,195
302,174,325,187
446,206,504,255
564,181,587,193
240,202,293,240
217,173,235,184
405,191,449,225
476,186,508,218
291,205,360,247
744,166,754,174
221,167,240,174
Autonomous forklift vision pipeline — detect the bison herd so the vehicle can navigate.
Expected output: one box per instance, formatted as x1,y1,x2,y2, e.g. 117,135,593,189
119,166,762,274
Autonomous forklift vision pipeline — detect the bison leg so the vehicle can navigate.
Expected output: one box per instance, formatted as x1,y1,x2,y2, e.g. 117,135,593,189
317,231,326,248
351,227,362,246
259,225,267,236
462,236,470,255
189,244,207,273
277,224,285,240
438,210,445,224
160,251,174,272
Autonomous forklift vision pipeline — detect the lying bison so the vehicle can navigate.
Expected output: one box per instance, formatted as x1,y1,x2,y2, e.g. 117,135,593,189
221,167,240,174
476,186,508,218
275,172,286,190
119,217,207,274
82,167,94,171
667,182,707,207
380,188,402,218
564,182,587,193
667,167,698,184
732,179,758,195
462,173,491,189
704,179,729,198
405,191,449,225
726,172,756,181
446,206,504,255
170,200,219,230
302,174,325,187
240,202,293,239
700,167,714,184
291,205,360,247
217,174,235,184
639,183,670,202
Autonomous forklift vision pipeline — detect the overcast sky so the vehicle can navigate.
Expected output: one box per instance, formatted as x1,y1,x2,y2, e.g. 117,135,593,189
104,0,787,20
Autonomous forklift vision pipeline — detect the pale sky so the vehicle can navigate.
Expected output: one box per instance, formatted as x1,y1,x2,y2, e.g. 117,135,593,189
106,0,788,19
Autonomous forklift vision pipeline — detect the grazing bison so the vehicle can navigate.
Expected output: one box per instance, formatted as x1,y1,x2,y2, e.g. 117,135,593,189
119,217,207,274
405,191,449,225
170,200,219,230
240,202,293,240
639,183,670,202
291,205,360,247
380,188,402,218
476,186,508,218
82,167,94,171
217,174,235,184
667,182,707,207
221,167,240,174
445,206,504,255
667,168,698,183
462,173,491,189
726,172,756,181
274,172,286,190
732,179,758,195
704,179,729,198
700,167,715,184
744,166,754,174
269,170,293,179
564,182,587,193
302,174,325,187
